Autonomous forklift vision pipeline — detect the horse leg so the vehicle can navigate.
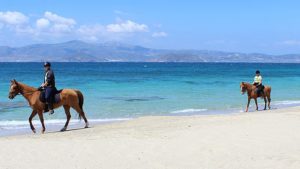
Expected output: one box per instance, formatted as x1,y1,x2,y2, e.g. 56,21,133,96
267,94,271,109
72,105,89,128
37,111,46,133
264,97,267,110
28,110,37,133
254,98,258,111
61,105,71,132
246,97,251,112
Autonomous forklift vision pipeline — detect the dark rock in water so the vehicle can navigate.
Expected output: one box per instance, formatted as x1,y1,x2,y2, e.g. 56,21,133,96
0,101,28,112
102,96,165,102
184,81,198,85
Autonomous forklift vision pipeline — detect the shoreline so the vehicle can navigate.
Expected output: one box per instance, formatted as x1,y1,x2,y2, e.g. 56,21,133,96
0,118,132,137
1,101,300,137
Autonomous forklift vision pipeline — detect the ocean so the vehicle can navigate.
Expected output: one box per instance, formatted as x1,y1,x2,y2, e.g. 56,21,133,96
0,62,300,134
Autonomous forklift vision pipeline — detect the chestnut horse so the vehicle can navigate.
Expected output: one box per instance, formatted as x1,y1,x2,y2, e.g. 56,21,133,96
8,80,89,133
240,82,271,112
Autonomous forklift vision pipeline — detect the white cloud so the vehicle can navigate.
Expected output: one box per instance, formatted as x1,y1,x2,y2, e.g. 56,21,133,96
152,31,167,38
77,24,132,42
0,11,28,25
44,11,76,26
77,24,106,41
78,25,105,35
0,11,158,44
34,12,77,35
44,12,76,33
36,18,50,29
15,26,35,34
52,23,73,32
106,20,148,33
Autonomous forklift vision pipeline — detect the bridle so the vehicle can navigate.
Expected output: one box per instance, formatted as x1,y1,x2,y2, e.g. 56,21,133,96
241,82,255,95
11,82,38,97
241,83,250,94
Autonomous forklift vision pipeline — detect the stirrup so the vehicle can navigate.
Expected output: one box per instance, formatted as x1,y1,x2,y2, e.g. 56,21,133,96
49,110,54,115
44,104,49,113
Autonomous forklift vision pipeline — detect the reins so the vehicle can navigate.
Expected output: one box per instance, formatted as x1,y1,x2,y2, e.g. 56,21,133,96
16,83,38,96
17,90,38,96
243,83,254,93
246,84,253,93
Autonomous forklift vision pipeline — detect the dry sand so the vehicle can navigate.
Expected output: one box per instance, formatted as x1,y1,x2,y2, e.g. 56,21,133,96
1,107,300,169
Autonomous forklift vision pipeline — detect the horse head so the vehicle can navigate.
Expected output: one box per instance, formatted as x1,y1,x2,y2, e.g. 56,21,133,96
240,82,248,95
8,79,21,99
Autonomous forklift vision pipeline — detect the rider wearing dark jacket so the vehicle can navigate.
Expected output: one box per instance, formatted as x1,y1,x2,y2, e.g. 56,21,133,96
41,62,55,114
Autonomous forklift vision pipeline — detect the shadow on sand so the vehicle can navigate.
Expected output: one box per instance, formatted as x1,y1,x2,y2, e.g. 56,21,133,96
45,126,91,134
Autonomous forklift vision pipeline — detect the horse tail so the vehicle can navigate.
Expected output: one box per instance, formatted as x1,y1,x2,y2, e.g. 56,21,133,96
268,86,272,102
76,90,84,110
75,90,84,120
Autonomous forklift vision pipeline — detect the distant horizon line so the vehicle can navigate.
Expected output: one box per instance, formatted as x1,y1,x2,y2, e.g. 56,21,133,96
0,61,299,64
1,40,300,56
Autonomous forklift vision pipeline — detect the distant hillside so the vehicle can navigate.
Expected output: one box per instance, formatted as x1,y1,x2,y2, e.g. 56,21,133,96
0,40,300,62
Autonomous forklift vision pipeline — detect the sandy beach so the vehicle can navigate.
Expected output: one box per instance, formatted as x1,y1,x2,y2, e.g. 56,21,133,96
0,107,300,169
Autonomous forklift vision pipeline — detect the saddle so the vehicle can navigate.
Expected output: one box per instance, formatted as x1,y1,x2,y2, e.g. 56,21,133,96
255,85,265,97
39,87,63,103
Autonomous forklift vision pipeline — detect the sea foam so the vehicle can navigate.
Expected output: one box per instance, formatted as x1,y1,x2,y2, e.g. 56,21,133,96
170,109,208,114
0,118,131,130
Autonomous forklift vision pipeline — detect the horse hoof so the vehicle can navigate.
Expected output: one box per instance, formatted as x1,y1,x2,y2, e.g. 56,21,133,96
41,130,45,134
85,122,89,128
32,129,36,133
60,127,67,132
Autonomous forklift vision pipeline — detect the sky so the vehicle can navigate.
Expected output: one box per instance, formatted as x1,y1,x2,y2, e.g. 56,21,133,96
0,0,300,54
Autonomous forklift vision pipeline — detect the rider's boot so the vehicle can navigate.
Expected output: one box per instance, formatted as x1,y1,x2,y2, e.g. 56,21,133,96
48,103,54,115
44,104,49,113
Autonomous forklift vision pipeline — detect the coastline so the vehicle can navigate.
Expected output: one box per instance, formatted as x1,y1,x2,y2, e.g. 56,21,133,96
1,106,300,169
1,100,300,137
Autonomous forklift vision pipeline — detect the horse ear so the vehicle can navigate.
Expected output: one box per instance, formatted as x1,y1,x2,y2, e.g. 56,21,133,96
242,82,244,84
13,79,16,83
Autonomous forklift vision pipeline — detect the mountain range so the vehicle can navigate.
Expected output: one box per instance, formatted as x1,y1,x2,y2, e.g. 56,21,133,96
0,40,300,62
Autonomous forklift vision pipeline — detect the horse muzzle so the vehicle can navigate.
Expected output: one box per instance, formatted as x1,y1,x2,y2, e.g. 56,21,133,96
8,94,15,99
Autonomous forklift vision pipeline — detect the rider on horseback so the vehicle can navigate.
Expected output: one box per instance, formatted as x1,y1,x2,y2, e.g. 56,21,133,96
41,62,56,115
253,70,264,96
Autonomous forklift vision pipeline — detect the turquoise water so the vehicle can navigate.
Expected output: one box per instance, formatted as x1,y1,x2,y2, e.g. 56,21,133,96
0,62,300,131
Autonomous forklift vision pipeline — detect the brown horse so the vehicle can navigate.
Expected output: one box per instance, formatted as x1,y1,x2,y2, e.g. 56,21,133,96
8,79,89,133
240,82,271,112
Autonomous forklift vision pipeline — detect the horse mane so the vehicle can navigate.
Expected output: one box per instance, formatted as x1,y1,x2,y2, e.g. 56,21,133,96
16,81,38,92
242,82,253,87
